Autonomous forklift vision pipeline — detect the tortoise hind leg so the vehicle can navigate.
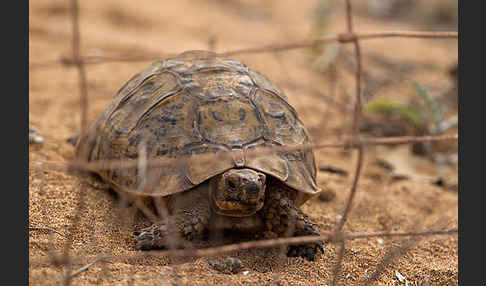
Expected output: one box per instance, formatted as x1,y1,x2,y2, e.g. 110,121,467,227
135,184,211,250
262,185,324,261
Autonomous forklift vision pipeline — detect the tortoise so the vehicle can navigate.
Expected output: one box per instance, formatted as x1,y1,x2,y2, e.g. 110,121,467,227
75,50,324,261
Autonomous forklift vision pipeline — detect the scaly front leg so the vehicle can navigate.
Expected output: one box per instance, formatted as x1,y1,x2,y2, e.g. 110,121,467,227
135,186,211,250
262,185,323,261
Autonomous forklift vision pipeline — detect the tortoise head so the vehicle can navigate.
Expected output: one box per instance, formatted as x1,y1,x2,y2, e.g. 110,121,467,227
209,168,266,217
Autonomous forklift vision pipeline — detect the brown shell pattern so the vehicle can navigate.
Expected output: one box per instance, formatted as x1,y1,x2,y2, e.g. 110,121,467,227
76,51,320,204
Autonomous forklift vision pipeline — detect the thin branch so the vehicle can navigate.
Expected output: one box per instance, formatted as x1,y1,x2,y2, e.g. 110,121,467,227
60,3,89,284
222,31,457,56
331,241,346,286
358,238,419,286
70,0,88,133
336,145,364,231
62,1,85,263
332,1,363,283
336,0,364,232
344,0,354,32
340,228,458,241
29,227,67,238
29,31,457,70
33,133,458,175
60,182,87,283
29,228,457,268
66,256,106,280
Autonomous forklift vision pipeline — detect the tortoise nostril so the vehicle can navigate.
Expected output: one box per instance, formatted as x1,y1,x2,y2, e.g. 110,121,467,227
246,182,260,196
228,180,236,189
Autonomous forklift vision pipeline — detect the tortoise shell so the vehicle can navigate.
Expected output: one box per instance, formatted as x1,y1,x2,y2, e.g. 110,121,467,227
76,51,321,204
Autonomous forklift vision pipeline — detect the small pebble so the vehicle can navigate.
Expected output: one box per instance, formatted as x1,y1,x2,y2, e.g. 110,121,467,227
395,270,406,283
29,126,45,144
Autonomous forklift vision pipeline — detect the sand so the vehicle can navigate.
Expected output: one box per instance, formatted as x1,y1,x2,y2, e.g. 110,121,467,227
29,1,458,285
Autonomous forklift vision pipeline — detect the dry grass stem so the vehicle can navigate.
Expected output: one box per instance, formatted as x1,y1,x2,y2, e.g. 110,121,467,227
66,256,107,280
29,227,67,238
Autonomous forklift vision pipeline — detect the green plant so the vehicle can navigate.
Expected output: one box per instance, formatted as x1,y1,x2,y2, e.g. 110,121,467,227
364,81,458,158
365,81,457,136
411,80,457,135
365,97,422,128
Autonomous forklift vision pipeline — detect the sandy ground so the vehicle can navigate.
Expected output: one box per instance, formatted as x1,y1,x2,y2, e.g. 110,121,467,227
29,1,458,285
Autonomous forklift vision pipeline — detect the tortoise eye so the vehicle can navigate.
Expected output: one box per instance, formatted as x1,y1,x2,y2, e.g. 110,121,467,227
228,180,236,188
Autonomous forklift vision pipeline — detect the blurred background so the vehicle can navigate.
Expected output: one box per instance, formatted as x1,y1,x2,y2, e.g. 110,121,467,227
29,1,458,285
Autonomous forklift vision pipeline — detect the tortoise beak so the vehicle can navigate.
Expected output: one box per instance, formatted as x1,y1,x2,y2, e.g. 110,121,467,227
211,197,264,217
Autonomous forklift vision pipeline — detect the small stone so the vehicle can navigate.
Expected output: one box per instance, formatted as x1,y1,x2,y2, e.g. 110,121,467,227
395,270,406,283
32,135,44,143
29,126,44,144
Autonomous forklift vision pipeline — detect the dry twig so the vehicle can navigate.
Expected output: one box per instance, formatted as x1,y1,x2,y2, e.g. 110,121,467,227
29,31,457,70
33,133,458,176
29,228,457,268
28,0,458,283
332,1,363,284
29,226,67,238
358,238,419,286
66,256,106,280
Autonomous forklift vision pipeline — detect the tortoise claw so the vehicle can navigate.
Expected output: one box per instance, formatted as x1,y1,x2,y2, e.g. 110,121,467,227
288,224,324,261
135,231,157,250
134,224,168,250
287,241,323,261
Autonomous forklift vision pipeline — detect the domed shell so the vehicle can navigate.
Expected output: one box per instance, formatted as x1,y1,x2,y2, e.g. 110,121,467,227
76,51,321,204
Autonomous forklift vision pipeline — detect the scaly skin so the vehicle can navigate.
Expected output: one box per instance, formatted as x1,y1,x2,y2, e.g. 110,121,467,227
135,171,323,261
262,183,324,261
135,185,211,250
